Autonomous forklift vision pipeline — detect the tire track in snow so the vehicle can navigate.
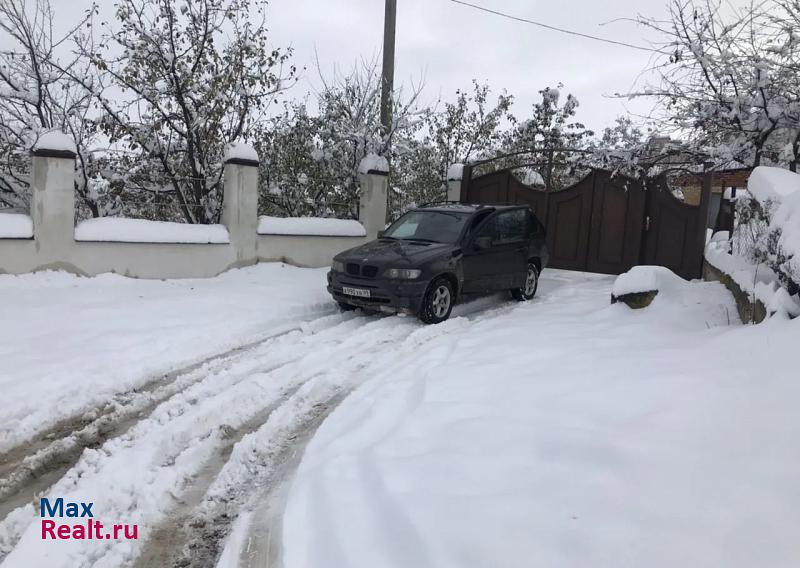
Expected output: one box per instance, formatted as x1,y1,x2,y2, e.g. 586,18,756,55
0,311,355,523
181,303,516,568
0,292,527,567
129,315,424,568
0,308,341,472
0,312,425,567
0,311,362,563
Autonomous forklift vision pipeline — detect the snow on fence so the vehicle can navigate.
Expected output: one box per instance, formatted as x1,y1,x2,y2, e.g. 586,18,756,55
75,218,231,244
0,211,33,239
0,136,386,278
257,216,366,237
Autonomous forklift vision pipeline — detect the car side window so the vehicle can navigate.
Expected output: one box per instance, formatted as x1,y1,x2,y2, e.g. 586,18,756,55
494,209,527,244
473,215,497,241
466,210,492,237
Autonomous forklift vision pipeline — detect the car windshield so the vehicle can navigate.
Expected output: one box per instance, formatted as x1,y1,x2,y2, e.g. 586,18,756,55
383,210,471,244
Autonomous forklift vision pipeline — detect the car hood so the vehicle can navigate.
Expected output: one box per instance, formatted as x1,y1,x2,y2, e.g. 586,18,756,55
337,239,453,266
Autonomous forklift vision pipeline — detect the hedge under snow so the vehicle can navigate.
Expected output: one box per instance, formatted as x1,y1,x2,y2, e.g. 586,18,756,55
731,166,800,297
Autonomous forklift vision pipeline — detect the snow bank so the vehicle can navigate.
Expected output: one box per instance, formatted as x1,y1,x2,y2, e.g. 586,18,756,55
257,216,366,237
214,512,253,568
747,166,800,204
612,265,687,297
736,166,800,296
0,263,332,452
358,153,389,174
74,217,230,244
446,163,464,181
0,212,33,238
771,185,800,261
706,237,800,318
32,130,77,154
224,142,258,163
611,266,725,311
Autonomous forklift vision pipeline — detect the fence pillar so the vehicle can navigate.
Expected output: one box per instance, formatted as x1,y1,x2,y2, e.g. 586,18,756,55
358,169,388,240
446,163,464,202
31,134,77,262
460,164,473,202
222,143,259,266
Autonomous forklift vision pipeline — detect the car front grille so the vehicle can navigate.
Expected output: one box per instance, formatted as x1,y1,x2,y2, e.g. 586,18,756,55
344,263,380,278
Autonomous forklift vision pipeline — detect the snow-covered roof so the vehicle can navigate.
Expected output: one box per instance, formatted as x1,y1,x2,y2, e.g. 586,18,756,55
75,218,230,244
257,216,366,237
32,131,77,155
224,142,259,164
358,153,389,175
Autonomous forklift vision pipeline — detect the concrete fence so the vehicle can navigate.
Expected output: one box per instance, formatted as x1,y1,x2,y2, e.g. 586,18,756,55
0,140,388,278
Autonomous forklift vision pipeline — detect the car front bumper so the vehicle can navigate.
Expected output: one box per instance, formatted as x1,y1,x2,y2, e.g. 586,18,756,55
327,271,429,314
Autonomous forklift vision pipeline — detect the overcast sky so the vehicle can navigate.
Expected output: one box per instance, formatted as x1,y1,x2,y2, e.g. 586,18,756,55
6,0,750,131
266,0,671,130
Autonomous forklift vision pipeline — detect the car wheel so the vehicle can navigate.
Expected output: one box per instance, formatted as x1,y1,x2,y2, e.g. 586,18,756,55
337,301,357,311
419,277,454,324
511,262,539,301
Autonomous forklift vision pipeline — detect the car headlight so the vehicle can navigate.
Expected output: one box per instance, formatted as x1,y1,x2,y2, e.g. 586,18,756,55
332,260,345,272
384,268,422,279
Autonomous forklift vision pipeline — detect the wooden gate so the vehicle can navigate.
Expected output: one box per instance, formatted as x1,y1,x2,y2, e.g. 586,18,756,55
641,172,711,280
462,168,710,280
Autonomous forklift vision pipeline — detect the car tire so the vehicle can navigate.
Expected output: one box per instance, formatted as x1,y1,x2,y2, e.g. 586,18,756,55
337,301,357,311
419,277,454,324
511,261,539,301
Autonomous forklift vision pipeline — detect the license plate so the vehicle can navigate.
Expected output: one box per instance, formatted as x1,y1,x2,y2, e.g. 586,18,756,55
342,286,370,298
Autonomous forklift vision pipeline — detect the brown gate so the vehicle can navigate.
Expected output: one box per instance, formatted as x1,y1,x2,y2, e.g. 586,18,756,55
462,167,710,280
466,169,547,220
641,172,711,279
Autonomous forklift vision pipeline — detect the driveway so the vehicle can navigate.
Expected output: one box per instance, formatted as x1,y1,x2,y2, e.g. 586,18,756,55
2,266,799,568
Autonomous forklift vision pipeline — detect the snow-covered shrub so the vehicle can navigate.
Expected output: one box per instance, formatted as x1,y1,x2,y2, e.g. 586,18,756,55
732,167,800,296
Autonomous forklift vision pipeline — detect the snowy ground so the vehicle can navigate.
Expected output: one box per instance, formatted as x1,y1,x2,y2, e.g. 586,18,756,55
1,265,799,568
0,263,331,453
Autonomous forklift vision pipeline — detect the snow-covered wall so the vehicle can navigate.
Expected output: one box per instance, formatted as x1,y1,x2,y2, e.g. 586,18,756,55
0,141,381,277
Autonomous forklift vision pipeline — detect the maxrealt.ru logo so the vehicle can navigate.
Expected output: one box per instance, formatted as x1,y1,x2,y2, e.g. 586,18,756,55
40,498,138,541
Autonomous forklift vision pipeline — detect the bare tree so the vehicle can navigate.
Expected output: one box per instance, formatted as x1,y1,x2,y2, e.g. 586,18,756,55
633,0,789,168
256,57,426,219
0,0,101,215
76,0,295,223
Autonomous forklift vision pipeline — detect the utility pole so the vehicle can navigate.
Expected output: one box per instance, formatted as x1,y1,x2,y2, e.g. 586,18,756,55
380,0,397,140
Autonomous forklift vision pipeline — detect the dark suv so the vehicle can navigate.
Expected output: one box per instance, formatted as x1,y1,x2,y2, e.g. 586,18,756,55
327,203,549,324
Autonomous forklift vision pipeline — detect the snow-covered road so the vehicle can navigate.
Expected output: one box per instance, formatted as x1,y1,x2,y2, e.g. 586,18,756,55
0,265,511,567
1,264,798,568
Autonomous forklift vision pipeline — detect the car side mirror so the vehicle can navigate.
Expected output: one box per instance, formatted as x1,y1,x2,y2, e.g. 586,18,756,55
474,235,492,251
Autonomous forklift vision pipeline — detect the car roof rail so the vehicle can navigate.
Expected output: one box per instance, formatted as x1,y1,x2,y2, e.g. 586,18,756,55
417,200,465,208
